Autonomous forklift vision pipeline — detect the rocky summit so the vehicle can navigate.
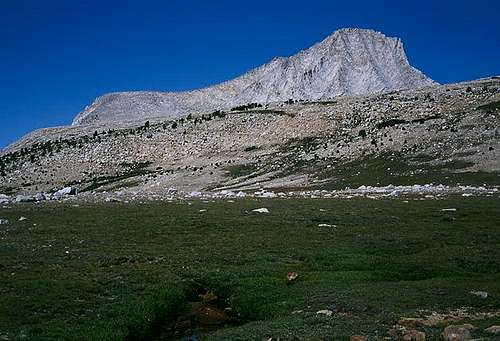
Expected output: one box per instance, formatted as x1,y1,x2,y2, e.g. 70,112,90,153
72,28,435,126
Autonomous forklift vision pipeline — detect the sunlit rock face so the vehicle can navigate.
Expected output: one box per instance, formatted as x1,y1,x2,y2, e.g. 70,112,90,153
72,28,436,126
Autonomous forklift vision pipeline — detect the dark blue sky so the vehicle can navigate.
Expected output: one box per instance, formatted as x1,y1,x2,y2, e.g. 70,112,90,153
1,0,499,149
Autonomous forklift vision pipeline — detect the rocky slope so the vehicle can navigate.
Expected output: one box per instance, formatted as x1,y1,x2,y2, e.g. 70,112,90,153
1,77,499,201
72,28,435,126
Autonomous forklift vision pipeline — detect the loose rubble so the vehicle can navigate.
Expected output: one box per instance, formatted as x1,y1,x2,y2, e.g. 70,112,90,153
0,183,498,205
1,77,499,202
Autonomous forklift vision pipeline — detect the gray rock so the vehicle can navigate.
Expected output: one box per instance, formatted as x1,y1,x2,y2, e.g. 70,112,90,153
104,197,122,203
15,195,35,203
72,28,435,126
34,193,48,202
469,290,488,299
316,309,333,317
236,191,246,198
442,324,474,341
189,191,202,197
53,187,77,198
485,325,500,334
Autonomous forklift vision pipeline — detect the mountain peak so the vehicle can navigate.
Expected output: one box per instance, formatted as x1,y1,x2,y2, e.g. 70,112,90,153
332,27,380,35
323,28,396,43
73,29,436,126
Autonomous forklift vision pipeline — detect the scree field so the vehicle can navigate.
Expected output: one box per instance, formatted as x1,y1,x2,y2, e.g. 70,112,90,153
1,197,500,340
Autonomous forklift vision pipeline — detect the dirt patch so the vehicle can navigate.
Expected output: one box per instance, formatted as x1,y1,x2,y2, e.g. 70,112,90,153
158,288,243,340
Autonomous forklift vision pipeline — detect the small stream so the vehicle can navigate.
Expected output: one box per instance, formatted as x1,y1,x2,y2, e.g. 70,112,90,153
156,289,242,340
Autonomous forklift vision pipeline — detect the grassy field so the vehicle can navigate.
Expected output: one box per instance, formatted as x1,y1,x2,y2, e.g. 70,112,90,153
1,197,500,340
314,153,500,190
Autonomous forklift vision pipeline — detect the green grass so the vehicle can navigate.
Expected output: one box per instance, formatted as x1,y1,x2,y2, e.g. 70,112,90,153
1,197,500,340
226,163,260,179
253,136,500,191
0,186,17,195
81,162,154,192
225,137,322,182
308,153,500,189
304,100,338,106
477,100,500,113
243,146,259,152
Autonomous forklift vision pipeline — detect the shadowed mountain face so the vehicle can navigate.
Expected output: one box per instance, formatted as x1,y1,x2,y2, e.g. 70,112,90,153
72,28,436,126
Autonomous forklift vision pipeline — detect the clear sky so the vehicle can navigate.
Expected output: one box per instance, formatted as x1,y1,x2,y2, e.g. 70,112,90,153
1,0,499,149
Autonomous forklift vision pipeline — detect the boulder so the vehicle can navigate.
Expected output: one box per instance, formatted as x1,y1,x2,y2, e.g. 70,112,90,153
287,271,299,282
259,191,277,198
469,290,488,299
15,195,35,203
387,329,398,339
402,329,426,341
316,309,333,317
485,325,500,334
442,324,474,341
34,193,49,202
53,187,77,198
350,336,366,341
252,208,269,213
0,194,10,204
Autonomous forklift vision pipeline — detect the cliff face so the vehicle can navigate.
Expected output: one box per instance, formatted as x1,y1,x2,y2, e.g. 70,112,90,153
72,28,436,126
